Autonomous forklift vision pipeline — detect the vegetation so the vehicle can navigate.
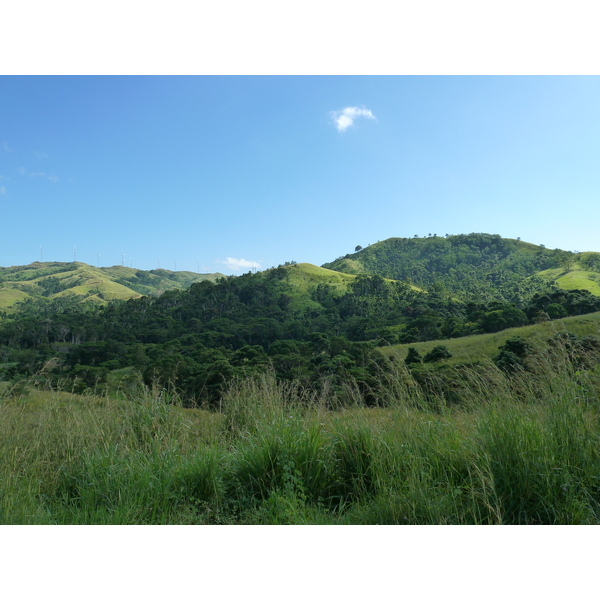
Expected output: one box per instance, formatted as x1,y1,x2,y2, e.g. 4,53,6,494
3,236,600,407
0,261,222,314
382,311,600,364
3,233,600,524
324,233,600,302
2,338,600,524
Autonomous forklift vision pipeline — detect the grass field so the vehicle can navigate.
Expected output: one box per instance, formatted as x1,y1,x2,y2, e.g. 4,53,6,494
2,345,600,525
381,311,600,363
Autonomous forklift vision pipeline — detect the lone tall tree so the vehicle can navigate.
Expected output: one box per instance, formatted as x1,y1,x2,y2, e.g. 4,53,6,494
355,245,363,252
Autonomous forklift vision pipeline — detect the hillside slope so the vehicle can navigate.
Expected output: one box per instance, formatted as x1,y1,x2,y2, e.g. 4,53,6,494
380,311,600,364
0,262,223,314
323,233,600,302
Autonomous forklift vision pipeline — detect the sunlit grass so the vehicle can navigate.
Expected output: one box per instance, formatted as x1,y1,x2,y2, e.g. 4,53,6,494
381,311,600,363
1,354,600,524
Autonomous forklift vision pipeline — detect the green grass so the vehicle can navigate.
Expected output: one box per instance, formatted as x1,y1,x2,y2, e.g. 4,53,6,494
54,281,139,302
537,267,600,295
537,252,600,296
0,288,32,312
556,270,600,294
277,263,356,311
381,311,600,364
2,352,600,524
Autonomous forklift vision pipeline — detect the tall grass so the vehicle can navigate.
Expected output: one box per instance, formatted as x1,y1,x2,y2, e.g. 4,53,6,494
1,347,600,524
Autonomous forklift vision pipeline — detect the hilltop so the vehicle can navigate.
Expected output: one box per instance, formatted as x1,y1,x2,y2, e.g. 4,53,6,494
0,261,223,314
323,233,600,302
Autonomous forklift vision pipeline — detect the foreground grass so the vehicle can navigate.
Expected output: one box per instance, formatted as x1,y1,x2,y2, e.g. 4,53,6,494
2,357,600,524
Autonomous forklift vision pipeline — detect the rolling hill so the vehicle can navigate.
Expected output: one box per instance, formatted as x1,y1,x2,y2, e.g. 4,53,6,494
0,261,223,314
323,233,600,301
3,234,600,319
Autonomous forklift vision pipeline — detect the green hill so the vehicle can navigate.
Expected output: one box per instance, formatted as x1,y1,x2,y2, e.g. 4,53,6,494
278,262,359,310
323,234,600,302
0,262,223,314
2,239,600,408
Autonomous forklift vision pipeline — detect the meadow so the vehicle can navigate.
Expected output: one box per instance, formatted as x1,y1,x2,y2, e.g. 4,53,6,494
2,340,600,525
382,311,600,364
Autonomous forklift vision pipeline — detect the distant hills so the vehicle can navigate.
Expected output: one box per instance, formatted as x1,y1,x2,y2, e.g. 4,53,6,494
2,233,600,319
0,261,223,314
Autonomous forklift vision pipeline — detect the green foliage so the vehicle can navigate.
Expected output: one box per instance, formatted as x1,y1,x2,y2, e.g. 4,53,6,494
423,345,452,363
323,233,562,303
405,347,422,365
3,342,600,525
494,337,530,373
3,236,600,408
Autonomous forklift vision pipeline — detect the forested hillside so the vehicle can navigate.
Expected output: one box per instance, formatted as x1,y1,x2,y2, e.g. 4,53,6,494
2,235,600,407
323,233,600,302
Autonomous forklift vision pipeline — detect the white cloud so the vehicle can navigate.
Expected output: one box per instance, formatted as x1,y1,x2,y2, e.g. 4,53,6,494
18,167,58,182
3,142,12,152
35,151,49,159
331,106,376,132
0,186,5,195
219,257,261,271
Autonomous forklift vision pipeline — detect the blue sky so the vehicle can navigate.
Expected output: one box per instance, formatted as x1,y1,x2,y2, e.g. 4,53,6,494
1,75,600,273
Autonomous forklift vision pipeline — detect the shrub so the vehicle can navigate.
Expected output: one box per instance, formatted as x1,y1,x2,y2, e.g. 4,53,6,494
423,345,452,363
493,336,530,373
405,347,422,365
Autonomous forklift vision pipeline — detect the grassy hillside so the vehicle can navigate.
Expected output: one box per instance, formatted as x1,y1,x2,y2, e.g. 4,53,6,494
380,310,600,364
0,289,30,312
101,265,223,296
537,267,600,296
279,263,357,310
0,262,223,314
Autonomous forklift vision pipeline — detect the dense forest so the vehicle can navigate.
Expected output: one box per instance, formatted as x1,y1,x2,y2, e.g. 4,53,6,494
2,234,600,406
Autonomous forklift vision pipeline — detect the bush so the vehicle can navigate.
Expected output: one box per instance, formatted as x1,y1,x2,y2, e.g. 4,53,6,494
405,347,422,365
423,345,452,363
494,337,530,373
